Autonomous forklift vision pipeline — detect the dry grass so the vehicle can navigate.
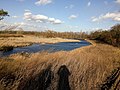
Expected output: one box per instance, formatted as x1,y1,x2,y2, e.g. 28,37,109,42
0,35,80,48
0,34,23,38
0,40,120,90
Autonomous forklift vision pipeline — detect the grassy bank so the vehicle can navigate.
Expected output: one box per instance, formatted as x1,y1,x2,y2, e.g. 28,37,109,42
0,40,119,90
0,35,80,49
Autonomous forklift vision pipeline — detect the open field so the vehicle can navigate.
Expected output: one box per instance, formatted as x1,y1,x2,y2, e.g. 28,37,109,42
0,40,120,90
0,34,80,48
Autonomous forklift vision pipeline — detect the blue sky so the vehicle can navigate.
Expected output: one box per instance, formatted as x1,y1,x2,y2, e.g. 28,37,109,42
0,0,120,32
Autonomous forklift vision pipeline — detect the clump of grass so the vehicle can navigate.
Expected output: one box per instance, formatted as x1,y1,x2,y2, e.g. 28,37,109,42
0,46,13,51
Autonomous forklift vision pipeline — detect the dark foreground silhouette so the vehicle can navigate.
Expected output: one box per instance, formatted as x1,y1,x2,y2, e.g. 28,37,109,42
18,65,54,90
100,67,120,90
18,65,71,90
57,65,71,90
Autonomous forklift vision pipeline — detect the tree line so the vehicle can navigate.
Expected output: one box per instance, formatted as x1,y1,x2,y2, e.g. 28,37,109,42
89,24,120,47
0,30,88,39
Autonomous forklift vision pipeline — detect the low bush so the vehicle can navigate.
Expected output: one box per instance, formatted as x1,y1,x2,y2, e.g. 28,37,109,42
0,46,13,51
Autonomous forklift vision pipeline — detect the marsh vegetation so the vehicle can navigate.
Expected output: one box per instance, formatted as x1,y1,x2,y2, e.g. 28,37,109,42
0,24,120,90
0,40,120,90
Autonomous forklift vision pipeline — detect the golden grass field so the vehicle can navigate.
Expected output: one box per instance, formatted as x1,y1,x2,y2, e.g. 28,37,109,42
0,35,80,47
0,39,120,90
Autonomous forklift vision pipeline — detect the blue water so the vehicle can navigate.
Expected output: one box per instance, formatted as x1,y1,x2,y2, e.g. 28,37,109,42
0,40,91,57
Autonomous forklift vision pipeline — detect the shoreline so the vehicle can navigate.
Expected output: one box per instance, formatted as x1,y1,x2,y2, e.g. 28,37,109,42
0,35,80,51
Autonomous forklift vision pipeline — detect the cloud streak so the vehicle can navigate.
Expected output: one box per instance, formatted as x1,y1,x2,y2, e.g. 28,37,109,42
35,0,52,5
65,4,74,9
12,16,19,18
69,15,78,19
92,12,120,22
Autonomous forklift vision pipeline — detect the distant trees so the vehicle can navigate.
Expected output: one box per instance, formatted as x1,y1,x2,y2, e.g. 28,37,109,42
30,30,88,39
0,9,9,20
0,30,88,39
89,24,120,47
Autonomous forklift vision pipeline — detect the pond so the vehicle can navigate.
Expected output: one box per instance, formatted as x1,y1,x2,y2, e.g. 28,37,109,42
0,40,91,57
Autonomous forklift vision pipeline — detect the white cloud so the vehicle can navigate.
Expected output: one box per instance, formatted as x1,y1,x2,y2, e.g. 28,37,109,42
0,21,8,26
35,0,52,5
48,18,55,22
36,20,43,23
69,15,78,19
92,18,99,22
65,4,74,9
24,12,32,16
24,11,63,24
19,22,26,26
53,19,62,24
24,12,48,22
24,9,31,12
24,12,32,21
12,16,19,18
32,15,48,22
48,18,63,24
14,22,27,26
92,12,120,22
87,2,91,7
115,0,120,4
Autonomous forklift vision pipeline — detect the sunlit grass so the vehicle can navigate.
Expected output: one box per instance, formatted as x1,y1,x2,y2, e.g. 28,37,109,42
0,40,119,90
0,35,80,48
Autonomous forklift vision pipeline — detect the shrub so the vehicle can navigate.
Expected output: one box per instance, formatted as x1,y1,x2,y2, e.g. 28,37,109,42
0,46,13,52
